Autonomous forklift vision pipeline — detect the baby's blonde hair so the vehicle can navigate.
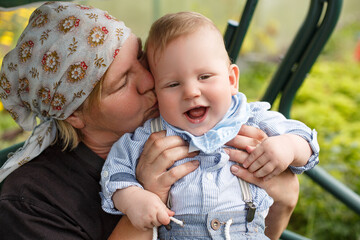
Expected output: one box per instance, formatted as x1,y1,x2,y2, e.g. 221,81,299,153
145,11,229,64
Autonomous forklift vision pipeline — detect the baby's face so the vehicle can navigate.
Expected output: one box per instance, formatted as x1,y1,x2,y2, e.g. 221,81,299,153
148,27,238,136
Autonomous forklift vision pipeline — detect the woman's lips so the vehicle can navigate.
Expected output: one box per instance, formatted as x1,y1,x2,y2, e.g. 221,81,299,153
185,106,208,124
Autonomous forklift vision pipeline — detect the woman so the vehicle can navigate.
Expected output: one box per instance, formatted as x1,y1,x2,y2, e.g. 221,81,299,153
0,2,298,239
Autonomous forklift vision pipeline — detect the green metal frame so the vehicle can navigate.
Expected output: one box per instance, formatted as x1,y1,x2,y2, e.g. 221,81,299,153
0,0,70,9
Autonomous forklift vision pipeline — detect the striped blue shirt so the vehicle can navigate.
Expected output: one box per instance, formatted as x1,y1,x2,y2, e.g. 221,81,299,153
100,93,319,215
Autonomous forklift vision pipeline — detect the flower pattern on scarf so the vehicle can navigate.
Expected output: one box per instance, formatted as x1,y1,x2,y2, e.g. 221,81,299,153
104,13,118,21
7,109,18,121
23,100,31,109
0,73,11,94
51,93,66,111
18,78,30,94
32,14,48,28
59,16,80,33
88,26,108,47
67,61,88,83
19,40,34,63
41,51,60,73
77,4,93,10
38,87,51,105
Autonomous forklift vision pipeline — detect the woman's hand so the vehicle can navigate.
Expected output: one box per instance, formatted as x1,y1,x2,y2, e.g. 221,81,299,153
226,125,299,240
231,166,299,240
136,130,199,203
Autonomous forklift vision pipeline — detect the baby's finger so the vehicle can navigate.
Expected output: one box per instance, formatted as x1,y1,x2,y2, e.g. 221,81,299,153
246,152,268,173
243,147,263,169
225,148,249,165
245,145,256,153
253,162,276,178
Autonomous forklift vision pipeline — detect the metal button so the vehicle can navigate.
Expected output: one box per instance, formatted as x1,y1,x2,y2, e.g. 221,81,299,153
165,224,172,231
211,219,221,230
101,171,108,178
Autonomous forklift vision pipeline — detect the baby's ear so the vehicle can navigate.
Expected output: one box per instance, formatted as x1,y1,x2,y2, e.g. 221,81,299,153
229,64,239,95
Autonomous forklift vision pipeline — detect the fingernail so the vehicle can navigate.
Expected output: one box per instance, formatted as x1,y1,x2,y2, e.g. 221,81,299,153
231,165,239,173
192,160,199,166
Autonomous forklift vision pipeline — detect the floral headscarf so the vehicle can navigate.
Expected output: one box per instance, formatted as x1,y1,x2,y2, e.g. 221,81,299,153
0,1,131,182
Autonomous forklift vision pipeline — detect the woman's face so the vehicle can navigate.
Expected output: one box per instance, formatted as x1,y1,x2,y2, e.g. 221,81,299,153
83,34,158,141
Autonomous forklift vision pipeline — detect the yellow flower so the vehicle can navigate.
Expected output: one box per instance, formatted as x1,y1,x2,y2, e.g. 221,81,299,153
0,31,14,46
0,101,4,112
0,11,15,23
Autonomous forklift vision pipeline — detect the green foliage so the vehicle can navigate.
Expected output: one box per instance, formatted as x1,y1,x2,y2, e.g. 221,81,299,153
289,58,360,239
239,21,360,239
238,61,275,101
0,111,27,149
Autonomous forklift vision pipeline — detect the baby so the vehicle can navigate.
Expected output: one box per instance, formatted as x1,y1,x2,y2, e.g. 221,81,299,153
100,12,319,240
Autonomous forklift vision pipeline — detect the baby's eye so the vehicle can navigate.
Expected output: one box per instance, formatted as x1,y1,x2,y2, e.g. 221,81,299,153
167,82,179,88
199,74,211,80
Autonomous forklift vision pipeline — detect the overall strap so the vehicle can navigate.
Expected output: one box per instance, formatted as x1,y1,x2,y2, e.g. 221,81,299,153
150,117,163,133
238,178,256,222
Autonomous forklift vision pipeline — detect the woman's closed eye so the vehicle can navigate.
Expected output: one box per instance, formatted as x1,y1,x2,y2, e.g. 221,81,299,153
114,74,129,92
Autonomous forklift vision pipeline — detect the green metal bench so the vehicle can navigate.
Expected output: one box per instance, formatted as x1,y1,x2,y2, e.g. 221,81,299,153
1,0,359,239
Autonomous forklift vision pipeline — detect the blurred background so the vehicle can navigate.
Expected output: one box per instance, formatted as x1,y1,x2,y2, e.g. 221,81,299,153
1,0,359,239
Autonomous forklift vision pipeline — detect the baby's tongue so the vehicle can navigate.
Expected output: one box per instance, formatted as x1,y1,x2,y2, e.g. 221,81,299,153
187,107,206,119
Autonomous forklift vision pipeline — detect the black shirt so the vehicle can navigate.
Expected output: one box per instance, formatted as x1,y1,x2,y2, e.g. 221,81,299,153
0,142,121,240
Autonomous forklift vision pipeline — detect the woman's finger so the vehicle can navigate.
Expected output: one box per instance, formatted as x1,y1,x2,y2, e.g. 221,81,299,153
154,146,198,171
230,165,262,186
159,160,199,187
137,133,187,177
141,132,185,165
231,166,299,203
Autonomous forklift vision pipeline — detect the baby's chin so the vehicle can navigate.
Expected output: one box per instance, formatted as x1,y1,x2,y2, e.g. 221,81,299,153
185,125,213,137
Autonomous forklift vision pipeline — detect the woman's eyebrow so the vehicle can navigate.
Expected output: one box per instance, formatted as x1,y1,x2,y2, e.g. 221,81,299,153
137,37,143,57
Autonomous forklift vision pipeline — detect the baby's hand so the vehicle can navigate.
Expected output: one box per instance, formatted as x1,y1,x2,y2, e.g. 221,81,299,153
242,135,295,181
117,187,174,231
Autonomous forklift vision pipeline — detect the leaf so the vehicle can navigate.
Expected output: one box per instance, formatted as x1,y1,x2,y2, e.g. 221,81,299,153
40,29,51,45
86,13,98,22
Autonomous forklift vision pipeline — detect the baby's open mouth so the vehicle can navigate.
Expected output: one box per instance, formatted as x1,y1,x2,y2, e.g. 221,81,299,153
185,106,208,122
